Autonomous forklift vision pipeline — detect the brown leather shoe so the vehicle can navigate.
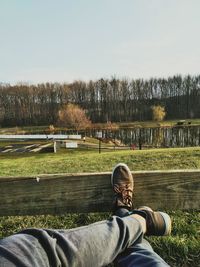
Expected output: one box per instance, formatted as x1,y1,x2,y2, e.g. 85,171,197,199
111,163,134,211
131,206,172,236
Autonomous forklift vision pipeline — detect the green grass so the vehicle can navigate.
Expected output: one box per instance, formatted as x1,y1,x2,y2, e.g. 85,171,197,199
148,211,200,266
0,147,199,266
0,147,199,176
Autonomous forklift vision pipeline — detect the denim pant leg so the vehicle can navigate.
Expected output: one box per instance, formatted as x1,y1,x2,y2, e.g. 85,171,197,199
115,238,170,267
114,208,170,267
0,216,143,267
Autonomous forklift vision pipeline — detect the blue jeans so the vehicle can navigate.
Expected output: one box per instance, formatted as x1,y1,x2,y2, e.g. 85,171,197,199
0,215,169,267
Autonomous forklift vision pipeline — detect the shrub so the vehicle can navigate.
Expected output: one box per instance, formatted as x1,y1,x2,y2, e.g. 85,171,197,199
151,105,166,121
58,104,91,130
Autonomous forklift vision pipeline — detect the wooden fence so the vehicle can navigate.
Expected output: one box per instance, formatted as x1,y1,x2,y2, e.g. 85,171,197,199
0,170,200,216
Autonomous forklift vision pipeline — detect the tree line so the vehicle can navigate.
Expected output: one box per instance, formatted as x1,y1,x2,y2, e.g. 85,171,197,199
0,74,199,127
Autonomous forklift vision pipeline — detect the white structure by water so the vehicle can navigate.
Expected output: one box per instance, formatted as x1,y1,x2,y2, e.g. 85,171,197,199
0,134,81,140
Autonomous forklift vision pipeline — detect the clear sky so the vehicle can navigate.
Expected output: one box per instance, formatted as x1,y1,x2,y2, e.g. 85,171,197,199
0,0,200,84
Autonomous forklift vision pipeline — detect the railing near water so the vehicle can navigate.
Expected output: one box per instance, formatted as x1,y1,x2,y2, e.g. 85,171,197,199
0,134,81,140
84,125,200,147
4,126,199,148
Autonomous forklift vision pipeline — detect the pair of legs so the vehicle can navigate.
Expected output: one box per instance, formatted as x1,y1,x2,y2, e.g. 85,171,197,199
0,163,171,267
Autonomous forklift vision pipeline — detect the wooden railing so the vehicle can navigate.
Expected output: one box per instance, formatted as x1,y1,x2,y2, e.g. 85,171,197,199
0,170,199,216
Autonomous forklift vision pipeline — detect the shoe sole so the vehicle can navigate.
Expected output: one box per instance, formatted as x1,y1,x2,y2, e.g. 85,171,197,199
138,206,172,236
111,163,133,186
159,212,172,235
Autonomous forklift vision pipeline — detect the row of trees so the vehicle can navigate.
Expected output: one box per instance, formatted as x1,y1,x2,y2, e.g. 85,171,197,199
0,75,199,126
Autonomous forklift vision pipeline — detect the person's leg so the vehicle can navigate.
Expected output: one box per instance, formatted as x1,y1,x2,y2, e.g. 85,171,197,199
111,163,171,267
0,215,144,267
112,207,170,267
113,208,170,267
115,238,170,267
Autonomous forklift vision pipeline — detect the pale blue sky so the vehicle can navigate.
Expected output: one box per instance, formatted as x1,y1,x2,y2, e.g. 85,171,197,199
0,0,200,84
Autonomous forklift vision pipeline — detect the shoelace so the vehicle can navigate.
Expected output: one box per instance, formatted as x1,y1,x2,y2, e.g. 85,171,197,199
114,184,133,206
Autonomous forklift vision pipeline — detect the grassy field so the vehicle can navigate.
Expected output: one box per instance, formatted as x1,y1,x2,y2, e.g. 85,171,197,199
0,147,199,266
0,146,200,176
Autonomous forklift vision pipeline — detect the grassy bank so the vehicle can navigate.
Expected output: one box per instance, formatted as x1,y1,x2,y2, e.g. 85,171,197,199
0,147,199,176
0,147,199,266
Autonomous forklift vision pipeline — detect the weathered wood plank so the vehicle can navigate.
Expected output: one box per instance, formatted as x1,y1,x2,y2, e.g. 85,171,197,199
0,170,199,216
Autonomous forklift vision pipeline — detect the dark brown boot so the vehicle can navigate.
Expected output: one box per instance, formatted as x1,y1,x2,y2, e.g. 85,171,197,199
111,163,134,211
132,206,172,236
